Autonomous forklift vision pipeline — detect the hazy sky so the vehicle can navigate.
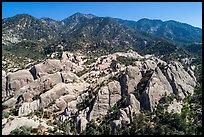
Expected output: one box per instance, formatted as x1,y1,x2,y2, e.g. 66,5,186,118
2,2,202,28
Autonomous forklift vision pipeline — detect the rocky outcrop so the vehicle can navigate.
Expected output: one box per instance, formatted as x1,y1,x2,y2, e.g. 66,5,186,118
165,61,196,98
2,117,39,135
18,99,41,116
2,50,199,135
119,66,142,95
40,82,89,109
140,67,173,111
77,115,88,133
31,59,62,78
126,94,140,114
108,81,121,107
167,99,183,114
61,72,83,83
6,69,34,97
89,80,121,120
2,116,54,135
90,86,110,120
2,70,7,101
18,72,62,102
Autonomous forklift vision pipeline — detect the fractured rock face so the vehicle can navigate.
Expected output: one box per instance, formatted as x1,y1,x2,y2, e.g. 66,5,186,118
32,59,62,78
2,117,39,135
2,70,7,101
165,61,196,98
90,86,109,120
18,99,41,116
140,67,173,111
167,99,183,114
108,81,121,107
89,80,121,121
61,72,83,83
40,83,73,108
127,94,140,114
6,69,34,97
119,65,142,95
17,72,62,102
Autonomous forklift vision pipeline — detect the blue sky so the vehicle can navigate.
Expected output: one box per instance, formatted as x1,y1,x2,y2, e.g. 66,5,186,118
2,2,202,28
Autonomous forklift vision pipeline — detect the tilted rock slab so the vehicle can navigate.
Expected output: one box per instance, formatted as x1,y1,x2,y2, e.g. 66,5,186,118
6,69,34,97
140,67,173,111
165,61,196,98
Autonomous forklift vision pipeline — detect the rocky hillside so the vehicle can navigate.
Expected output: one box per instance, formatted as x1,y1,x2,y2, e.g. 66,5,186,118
116,18,202,44
3,13,201,73
2,50,201,135
2,13,202,135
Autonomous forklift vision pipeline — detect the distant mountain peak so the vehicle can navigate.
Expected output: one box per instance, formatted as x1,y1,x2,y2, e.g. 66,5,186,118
69,12,96,19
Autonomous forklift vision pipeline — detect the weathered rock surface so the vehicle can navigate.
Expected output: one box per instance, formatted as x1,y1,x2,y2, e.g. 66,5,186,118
2,70,7,101
165,61,196,98
140,67,173,111
40,82,89,109
126,94,140,114
77,115,88,133
2,117,39,135
167,99,183,114
89,80,121,120
6,69,34,97
32,59,62,78
119,66,142,95
18,99,41,116
108,81,121,107
2,50,198,134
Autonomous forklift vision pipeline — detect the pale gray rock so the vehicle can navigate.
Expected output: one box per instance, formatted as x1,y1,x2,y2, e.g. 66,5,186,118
2,117,39,135
127,94,140,114
107,81,121,107
117,109,130,123
126,66,142,94
18,99,40,116
77,115,88,133
89,81,121,120
6,69,34,97
16,72,62,102
2,76,7,101
167,99,183,114
2,118,8,126
90,86,110,120
119,65,142,95
165,61,196,98
140,67,173,111
40,82,89,109
32,59,62,78
40,83,73,108
61,72,83,83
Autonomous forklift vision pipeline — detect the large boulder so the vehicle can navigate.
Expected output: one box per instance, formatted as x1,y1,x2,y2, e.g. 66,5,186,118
6,69,34,97
17,72,62,102
165,61,196,98
18,99,40,116
89,81,121,120
119,66,142,95
90,86,110,120
2,70,7,101
126,94,140,114
31,59,62,78
140,67,173,111
61,72,83,83
2,117,39,135
108,81,121,107
40,83,73,108
40,82,89,109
